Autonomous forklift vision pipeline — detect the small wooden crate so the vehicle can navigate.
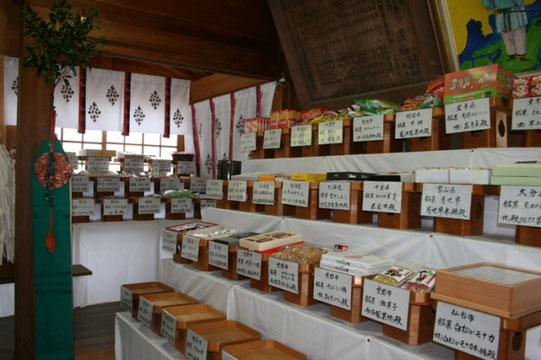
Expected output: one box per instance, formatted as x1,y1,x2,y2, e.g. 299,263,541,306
187,320,262,360
72,197,96,223
165,221,218,265
521,129,541,147
515,225,541,247
131,197,162,221
295,182,332,220
189,236,220,272
163,304,226,355
461,97,510,149
410,108,450,152
223,339,307,360
250,253,279,293
221,246,247,281
238,181,265,213
301,124,330,157
378,183,421,230
332,182,372,224
91,176,122,198
265,182,296,217
329,119,362,156
121,282,174,319
366,114,404,154
283,263,319,307
165,198,187,220
274,128,302,158
140,291,198,336
251,132,273,159
96,198,128,222
330,275,372,323
216,181,240,210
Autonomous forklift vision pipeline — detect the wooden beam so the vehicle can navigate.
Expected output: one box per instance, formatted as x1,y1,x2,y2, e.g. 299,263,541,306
0,1,21,57
190,73,267,104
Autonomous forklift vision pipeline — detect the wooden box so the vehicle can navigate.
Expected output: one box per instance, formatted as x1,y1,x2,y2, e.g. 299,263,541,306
91,176,123,199
366,114,404,154
187,320,262,360
223,340,307,360
238,181,265,213
140,291,198,336
283,263,319,307
250,253,279,293
165,198,187,220
295,182,332,220
515,225,541,247
96,197,128,222
131,197,162,221
329,118,362,156
187,235,220,272
121,282,174,319
461,97,510,149
166,221,218,265
251,132,273,159
520,129,541,147
301,124,330,157
72,197,96,224
274,128,302,158
332,182,372,224
330,275,372,323
378,183,421,229
265,182,296,217
162,304,226,354
216,181,239,210
409,108,450,152
221,246,247,281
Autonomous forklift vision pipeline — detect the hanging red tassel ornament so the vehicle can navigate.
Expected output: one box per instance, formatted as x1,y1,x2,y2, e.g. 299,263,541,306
45,207,56,252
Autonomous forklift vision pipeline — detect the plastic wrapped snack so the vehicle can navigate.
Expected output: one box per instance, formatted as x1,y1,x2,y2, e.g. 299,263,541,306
403,268,436,293
271,243,325,264
374,265,414,287
352,99,401,112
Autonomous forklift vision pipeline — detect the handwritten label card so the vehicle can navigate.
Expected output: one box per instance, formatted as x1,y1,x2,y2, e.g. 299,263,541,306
206,180,224,200
263,129,282,149
445,98,490,134
318,120,343,145
186,329,208,360
208,241,229,270
240,132,257,152
395,108,432,139
137,297,154,328
68,154,79,170
161,229,177,253
421,184,472,220
129,177,151,192
512,97,541,130
362,181,402,213
161,310,177,345
281,180,309,207
181,235,200,261
138,197,161,214
319,182,350,210
268,257,299,294
160,177,182,193
313,267,352,310
120,286,133,311
433,302,500,360
227,180,247,202
171,198,192,213
362,279,410,331
72,198,95,216
236,249,262,280
124,157,144,172
72,175,89,193
201,199,217,210
253,181,275,205
291,124,312,147
353,115,384,142
191,178,207,193
498,185,541,228
97,177,120,192
87,156,109,171
103,198,128,216
178,161,197,174
151,159,171,174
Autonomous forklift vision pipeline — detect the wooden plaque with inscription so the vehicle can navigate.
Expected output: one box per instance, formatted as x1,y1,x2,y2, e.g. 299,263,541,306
268,0,443,109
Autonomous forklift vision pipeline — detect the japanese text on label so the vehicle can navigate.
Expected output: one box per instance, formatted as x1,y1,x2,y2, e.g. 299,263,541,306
445,98,490,134
281,180,309,207
87,156,109,171
236,249,262,280
161,230,177,253
253,181,275,205
97,177,120,192
137,297,154,328
103,199,128,216
178,161,196,174
124,157,144,172
395,108,432,139
120,286,133,311
201,199,217,210
421,184,472,219
263,129,282,149
138,197,161,214
206,180,224,200
190,178,207,193
161,310,177,345
181,235,200,261
129,177,151,192
171,198,192,213
362,181,402,213
209,241,229,270
291,124,312,147
185,329,208,360
314,267,352,310
68,155,79,170
498,185,541,228
268,257,299,294
72,198,95,216
318,120,343,145
72,175,89,193
160,177,182,193
362,279,410,331
152,159,171,174
240,132,257,152
353,115,384,142
227,180,247,202
512,97,541,130
319,182,350,210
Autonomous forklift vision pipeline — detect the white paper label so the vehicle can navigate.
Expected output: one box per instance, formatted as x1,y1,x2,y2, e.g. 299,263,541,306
160,178,182,193
138,197,161,214
313,267,352,310
124,157,144,172
178,161,197,174
186,329,208,360
236,249,262,280
240,132,257,152
253,181,275,205
362,279,410,331
433,302,500,360
208,241,229,270
161,310,177,345
206,180,224,200
171,198,192,213
268,257,299,294
318,120,343,145
68,155,79,170
395,109,432,139
129,177,151,192
362,181,403,213
498,185,541,228
201,199,217,210
97,177,120,192
281,180,309,207
103,198,128,216
445,98,491,134
181,235,200,261
291,124,312,147
263,129,282,149
120,286,133,311
227,180,247,202
161,229,177,253
87,156,109,171
353,115,384,142
190,178,207,193
72,175,89,193
137,297,154,328
512,97,541,130
421,184,472,219
72,198,95,216
319,182,350,210
152,159,171,174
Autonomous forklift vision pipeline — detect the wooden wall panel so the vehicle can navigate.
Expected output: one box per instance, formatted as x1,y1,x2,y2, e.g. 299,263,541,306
190,73,266,104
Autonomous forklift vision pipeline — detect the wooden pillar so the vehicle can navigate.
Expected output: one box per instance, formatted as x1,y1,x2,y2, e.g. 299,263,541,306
15,15,53,358
0,56,5,146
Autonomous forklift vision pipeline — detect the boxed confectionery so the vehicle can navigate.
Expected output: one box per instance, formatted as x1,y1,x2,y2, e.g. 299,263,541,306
320,252,395,276
443,63,514,105
77,149,117,157
415,168,449,183
244,117,270,133
290,173,327,182
490,162,541,185
301,108,329,122
239,231,303,252
214,232,260,246
512,74,541,98
326,172,376,181
449,168,491,185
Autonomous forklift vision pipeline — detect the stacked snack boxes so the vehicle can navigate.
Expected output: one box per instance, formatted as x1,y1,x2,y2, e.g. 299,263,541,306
270,109,301,129
244,117,270,133
301,108,329,122
512,74,541,98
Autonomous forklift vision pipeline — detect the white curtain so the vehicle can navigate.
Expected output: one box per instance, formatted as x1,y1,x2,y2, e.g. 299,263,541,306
213,94,232,162
232,87,257,161
129,73,165,134
170,78,194,154
54,67,80,129
85,68,123,131
3,57,18,126
193,100,213,178
259,81,277,118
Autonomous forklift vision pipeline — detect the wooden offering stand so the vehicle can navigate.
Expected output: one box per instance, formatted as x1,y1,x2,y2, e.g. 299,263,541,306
192,198,202,219
220,245,247,281
378,183,421,230
302,124,331,157
140,291,198,336
330,119,362,156
295,182,331,220
167,221,218,265
274,128,302,158
223,340,307,360
462,97,510,149
95,198,128,222
410,108,450,152
216,181,239,210
238,181,265,213
366,114,403,154
515,225,541,247
330,274,374,323
91,176,118,198
265,182,296,217
121,281,173,319
190,235,220,272
250,253,279,293
251,132,274,159
332,182,372,224
282,263,319,307
131,197,161,221
71,198,97,224
165,198,186,220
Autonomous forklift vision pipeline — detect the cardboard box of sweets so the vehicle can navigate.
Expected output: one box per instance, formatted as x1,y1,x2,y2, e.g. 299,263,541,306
239,231,303,252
